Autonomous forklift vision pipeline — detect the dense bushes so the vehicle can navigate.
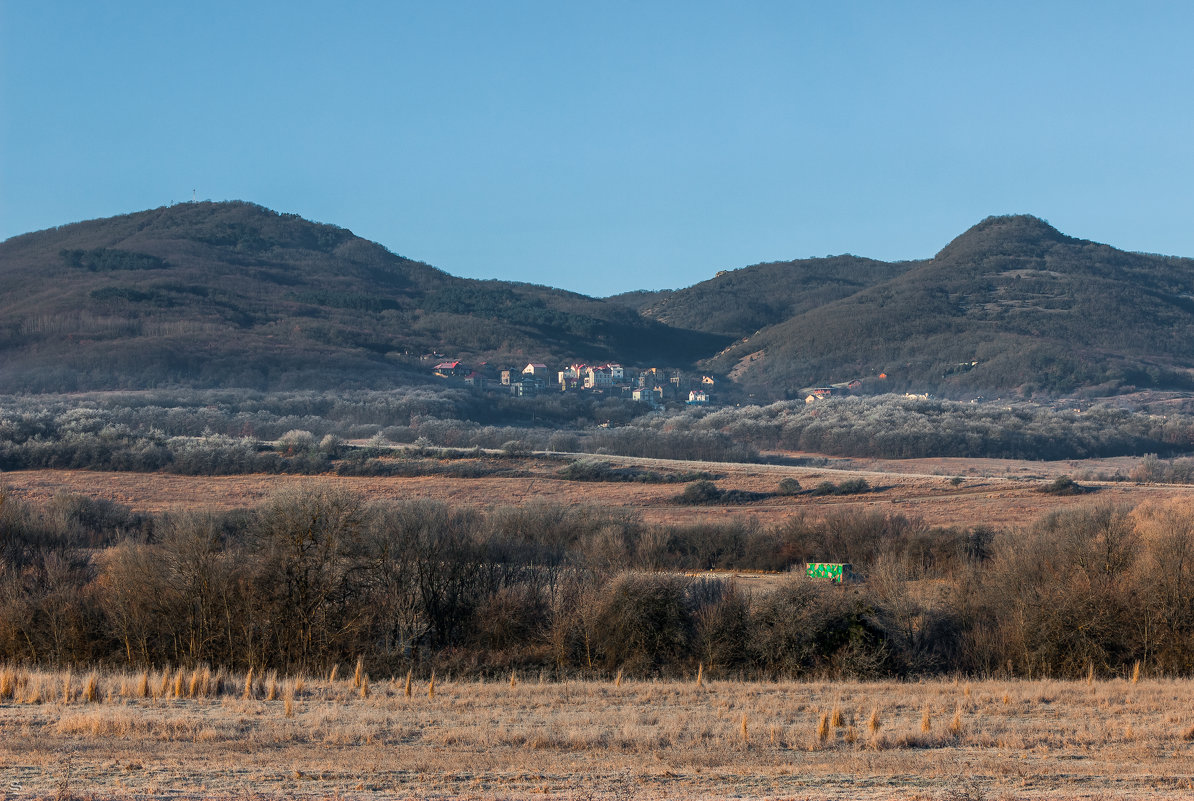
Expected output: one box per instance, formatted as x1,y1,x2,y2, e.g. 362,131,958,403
652,395,1194,460
0,391,759,473
1038,476,1090,495
3,391,1194,476
556,458,712,484
674,480,771,505
808,478,871,496
7,487,1194,680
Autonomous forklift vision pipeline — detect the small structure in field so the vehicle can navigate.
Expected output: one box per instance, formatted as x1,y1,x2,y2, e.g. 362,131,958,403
805,562,857,583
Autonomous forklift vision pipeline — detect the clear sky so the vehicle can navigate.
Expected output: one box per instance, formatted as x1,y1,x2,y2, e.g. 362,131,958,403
3,1,1193,296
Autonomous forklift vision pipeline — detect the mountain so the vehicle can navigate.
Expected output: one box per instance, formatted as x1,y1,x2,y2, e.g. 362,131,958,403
610,255,916,339
5,205,1194,398
0,202,729,391
704,215,1194,397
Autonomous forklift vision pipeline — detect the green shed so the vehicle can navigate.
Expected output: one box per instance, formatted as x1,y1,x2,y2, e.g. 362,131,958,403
805,562,857,583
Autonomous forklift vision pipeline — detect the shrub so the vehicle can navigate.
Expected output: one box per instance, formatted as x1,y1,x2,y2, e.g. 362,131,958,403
277,429,316,455
777,477,802,495
692,581,751,671
809,478,871,496
676,480,723,505
749,581,879,676
318,434,345,458
470,583,546,653
837,478,871,495
501,440,531,456
590,573,693,673
1039,476,1089,495
558,459,623,482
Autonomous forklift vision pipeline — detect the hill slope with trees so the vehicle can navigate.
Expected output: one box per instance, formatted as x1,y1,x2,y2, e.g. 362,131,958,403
701,215,1194,397
0,202,728,390
610,255,915,339
5,205,1194,398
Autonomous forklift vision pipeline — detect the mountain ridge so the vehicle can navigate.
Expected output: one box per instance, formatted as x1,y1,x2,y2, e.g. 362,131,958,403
0,201,728,391
4,203,1194,398
702,214,1194,396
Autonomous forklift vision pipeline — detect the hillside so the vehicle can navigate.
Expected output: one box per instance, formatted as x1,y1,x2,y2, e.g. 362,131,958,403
5,205,1194,398
610,255,915,339
708,215,1194,397
0,202,728,391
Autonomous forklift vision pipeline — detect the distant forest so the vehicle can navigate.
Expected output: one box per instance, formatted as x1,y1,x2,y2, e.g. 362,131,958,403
1,390,1193,474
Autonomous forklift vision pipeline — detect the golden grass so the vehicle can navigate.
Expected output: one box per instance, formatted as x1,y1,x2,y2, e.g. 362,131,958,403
949,705,963,737
867,706,881,738
82,671,98,703
5,667,1194,799
9,457,1194,532
816,711,830,744
0,665,15,699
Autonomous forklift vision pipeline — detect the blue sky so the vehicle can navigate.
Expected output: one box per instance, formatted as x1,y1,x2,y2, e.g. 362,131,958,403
3,1,1193,295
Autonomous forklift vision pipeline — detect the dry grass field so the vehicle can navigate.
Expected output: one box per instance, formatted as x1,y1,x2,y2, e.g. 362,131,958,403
6,455,1194,799
2,664,1194,800
1,452,1191,530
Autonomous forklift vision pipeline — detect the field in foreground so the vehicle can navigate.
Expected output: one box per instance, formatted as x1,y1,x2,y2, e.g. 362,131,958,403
2,667,1194,800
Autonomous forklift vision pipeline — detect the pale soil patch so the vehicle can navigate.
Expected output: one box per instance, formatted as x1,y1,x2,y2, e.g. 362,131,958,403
783,452,1144,481
2,668,1194,800
2,453,1193,529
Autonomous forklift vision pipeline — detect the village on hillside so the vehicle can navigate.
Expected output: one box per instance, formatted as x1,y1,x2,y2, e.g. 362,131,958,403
427,358,898,408
428,358,717,407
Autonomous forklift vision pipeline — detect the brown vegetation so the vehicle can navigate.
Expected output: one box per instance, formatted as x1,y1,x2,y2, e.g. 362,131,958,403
3,451,1192,529
2,665,1193,799
7,453,1194,798
8,480,1194,681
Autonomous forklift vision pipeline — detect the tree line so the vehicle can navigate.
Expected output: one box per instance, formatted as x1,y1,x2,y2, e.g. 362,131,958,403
4,486,1194,680
4,390,1194,474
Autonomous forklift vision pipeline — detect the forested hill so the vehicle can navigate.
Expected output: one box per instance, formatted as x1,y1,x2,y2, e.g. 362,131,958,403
5,204,1194,397
610,255,916,339
0,202,728,391
704,215,1194,397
